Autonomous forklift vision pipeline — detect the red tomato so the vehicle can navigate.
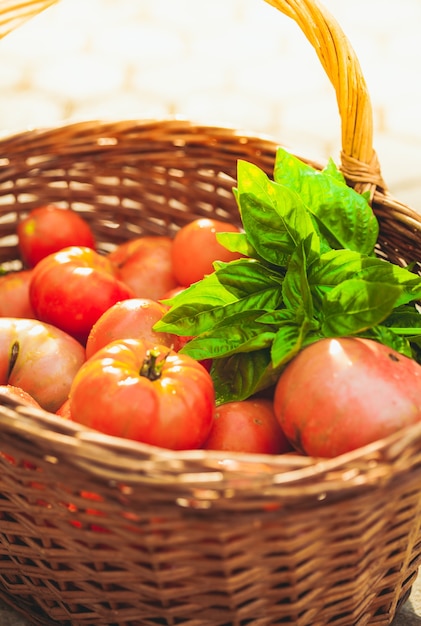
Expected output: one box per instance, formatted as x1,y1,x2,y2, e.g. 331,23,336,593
171,218,243,286
69,338,215,450
29,246,135,344
160,286,186,301
273,337,421,458
17,204,96,268
0,318,85,412
0,270,35,318
0,384,42,409
85,298,177,359
56,398,72,420
109,236,179,300
202,398,292,454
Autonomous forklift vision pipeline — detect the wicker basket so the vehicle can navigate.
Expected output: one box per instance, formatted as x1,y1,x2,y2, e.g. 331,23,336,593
0,1,421,624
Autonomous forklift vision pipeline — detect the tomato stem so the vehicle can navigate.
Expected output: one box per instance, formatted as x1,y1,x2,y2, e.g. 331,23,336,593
139,348,168,381
7,340,19,380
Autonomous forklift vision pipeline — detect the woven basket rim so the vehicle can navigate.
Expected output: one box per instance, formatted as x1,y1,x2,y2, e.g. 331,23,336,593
3,115,420,218
2,390,421,496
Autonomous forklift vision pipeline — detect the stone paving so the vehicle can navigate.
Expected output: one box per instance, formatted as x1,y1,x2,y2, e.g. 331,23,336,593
0,0,420,624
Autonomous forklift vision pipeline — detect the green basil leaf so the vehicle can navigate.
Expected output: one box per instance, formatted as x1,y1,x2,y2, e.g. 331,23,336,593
236,192,293,266
156,259,284,336
213,258,284,299
256,307,294,325
180,310,276,360
381,303,421,362
271,324,302,369
235,159,319,267
323,157,346,184
273,147,379,255
270,319,316,369
321,279,403,336
155,272,238,335
215,231,256,257
282,236,315,317
383,304,421,329
309,249,364,307
216,232,282,267
309,249,366,285
354,262,421,306
309,250,421,307
211,348,278,404
360,326,413,358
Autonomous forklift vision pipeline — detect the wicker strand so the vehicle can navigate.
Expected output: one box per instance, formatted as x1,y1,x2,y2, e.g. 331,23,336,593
0,0,59,40
264,0,379,191
340,149,387,198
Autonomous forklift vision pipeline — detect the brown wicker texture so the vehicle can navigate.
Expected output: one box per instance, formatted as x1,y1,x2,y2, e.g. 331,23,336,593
0,0,60,40
0,0,420,624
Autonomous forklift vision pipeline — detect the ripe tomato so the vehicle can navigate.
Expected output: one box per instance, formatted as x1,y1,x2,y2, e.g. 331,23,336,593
29,246,135,344
160,286,186,301
0,270,35,318
17,204,96,268
69,338,215,450
171,218,243,286
109,236,179,300
273,337,421,458
56,398,72,420
0,384,42,409
0,318,86,412
202,398,292,454
85,298,177,359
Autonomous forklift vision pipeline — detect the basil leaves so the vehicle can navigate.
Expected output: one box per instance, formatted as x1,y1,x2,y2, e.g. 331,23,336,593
155,148,421,404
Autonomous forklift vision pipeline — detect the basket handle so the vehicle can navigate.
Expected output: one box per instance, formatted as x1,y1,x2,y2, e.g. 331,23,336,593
0,0,59,40
265,0,387,196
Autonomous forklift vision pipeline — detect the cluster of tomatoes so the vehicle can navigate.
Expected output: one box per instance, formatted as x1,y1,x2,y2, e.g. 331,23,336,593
2,204,421,459
0,204,293,455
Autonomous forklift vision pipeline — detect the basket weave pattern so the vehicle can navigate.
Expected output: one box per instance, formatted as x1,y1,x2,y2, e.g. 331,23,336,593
0,1,420,624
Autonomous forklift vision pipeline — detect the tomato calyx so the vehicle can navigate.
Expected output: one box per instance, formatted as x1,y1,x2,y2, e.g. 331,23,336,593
139,348,169,381
7,340,19,379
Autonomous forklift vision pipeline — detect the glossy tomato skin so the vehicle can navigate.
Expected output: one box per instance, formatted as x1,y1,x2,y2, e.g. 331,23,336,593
85,298,177,358
171,218,243,286
0,270,35,318
0,384,42,409
202,398,293,454
0,318,86,412
69,338,215,450
160,286,186,301
109,236,179,300
56,398,72,420
29,246,135,344
273,337,421,458
17,204,96,268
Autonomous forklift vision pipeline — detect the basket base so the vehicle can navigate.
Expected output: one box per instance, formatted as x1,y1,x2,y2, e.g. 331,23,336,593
0,576,418,626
